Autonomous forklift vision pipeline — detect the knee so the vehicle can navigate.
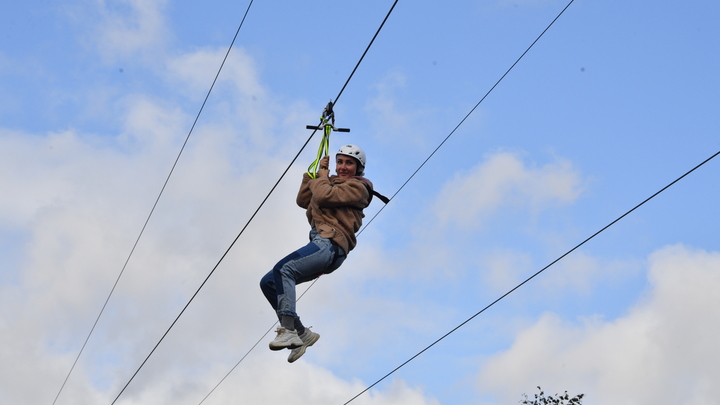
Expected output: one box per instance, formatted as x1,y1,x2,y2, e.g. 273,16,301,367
260,272,274,293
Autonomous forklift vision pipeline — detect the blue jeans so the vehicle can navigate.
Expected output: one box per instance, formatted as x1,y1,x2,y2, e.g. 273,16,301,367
260,228,346,318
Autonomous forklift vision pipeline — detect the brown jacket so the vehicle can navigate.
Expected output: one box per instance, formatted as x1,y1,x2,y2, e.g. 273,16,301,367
296,172,372,254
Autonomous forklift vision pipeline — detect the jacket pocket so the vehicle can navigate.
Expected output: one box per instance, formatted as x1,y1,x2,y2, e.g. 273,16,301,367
316,223,336,239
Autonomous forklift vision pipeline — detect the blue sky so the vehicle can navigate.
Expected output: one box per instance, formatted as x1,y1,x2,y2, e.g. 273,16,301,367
1,1,719,404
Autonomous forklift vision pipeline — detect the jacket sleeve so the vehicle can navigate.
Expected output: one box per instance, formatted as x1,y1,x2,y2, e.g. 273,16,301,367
296,173,313,209
308,177,370,209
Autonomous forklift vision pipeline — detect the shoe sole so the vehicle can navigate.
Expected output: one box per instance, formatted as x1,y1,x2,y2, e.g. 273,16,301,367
288,333,320,363
269,340,303,351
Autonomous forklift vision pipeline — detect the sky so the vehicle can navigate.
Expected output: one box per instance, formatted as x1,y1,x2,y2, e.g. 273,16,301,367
1,0,719,404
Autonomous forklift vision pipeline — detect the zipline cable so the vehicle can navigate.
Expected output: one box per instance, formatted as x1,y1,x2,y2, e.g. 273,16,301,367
362,0,575,234
344,148,720,404
50,2,256,404
110,2,399,404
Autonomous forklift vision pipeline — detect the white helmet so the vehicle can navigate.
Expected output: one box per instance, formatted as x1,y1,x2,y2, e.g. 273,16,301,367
336,144,366,175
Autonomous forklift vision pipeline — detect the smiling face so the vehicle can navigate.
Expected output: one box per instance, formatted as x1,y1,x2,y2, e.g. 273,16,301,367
335,155,359,179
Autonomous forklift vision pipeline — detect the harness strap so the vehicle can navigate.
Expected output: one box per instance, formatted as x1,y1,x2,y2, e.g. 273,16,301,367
372,190,390,204
307,119,331,179
360,182,391,205
330,242,346,266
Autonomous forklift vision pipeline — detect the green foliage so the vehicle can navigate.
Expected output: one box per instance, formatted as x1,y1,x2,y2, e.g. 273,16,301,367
520,386,584,405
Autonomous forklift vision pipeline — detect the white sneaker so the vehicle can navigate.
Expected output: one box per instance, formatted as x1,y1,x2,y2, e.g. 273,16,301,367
287,328,320,363
269,327,303,351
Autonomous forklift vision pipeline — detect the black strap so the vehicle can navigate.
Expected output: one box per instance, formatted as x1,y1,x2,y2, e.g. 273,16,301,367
330,242,346,266
372,190,390,204
362,183,390,205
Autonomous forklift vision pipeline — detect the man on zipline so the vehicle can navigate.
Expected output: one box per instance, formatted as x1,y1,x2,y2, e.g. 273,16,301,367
260,144,374,363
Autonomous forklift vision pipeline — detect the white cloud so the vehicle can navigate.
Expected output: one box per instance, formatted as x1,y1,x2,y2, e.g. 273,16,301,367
84,0,171,64
0,139,435,404
164,46,283,156
477,244,720,404
48,354,437,405
365,70,409,133
364,69,438,152
167,47,265,100
434,151,584,229
187,358,440,405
